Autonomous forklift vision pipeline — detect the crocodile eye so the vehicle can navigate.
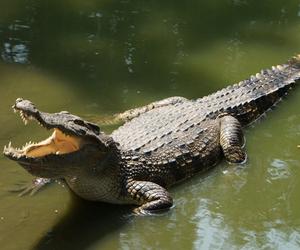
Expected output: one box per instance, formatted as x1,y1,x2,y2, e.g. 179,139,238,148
74,119,85,126
86,122,100,134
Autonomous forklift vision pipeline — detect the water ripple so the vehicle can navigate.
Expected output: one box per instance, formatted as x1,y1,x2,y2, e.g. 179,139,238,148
267,159,291,181
193,199,231,250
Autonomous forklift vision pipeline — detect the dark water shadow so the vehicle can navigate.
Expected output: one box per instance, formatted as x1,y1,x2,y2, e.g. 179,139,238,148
1,0,299,105
33,195,132,250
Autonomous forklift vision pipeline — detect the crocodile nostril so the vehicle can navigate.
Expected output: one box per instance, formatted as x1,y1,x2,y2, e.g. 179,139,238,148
16,98,24,103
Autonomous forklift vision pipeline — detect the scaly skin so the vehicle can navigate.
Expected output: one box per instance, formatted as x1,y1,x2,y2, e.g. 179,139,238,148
3,55,300,215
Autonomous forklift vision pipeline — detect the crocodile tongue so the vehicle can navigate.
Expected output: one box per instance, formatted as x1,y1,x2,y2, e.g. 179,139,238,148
24,129,81,157
4,128,82,159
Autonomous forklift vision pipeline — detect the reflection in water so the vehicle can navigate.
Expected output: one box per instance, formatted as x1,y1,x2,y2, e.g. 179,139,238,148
225,37,244,80
2,42,29,64
193,199,231,250
170,21,187,91
264,228,300,249
240,226,300,249
1,14,32,64
268,159,291,181
124,40,135,73
232,0,248,6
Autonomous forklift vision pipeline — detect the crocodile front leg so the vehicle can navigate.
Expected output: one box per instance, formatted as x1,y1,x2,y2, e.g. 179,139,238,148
126,180,173,215
220,115,247,164
11,178,52,196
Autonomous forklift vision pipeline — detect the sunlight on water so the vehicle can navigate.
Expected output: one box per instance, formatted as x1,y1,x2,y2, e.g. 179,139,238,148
193,199,231,250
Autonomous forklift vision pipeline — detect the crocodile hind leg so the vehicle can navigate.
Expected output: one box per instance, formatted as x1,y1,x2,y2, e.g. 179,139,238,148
126,180,173,215
220,115,247,164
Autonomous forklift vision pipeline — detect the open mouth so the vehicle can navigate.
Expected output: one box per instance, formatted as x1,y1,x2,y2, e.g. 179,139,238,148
3,104,83,160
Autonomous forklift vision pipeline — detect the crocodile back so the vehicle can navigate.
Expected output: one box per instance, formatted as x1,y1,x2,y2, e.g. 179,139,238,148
112,105,221,186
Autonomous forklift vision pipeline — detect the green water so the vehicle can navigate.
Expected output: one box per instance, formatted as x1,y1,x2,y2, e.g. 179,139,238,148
0,0,300,249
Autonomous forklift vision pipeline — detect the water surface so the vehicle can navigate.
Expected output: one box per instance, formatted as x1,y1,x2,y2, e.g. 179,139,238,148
0,1,300,249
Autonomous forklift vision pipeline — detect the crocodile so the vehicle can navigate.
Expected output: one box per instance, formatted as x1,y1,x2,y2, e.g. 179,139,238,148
3,54,300,215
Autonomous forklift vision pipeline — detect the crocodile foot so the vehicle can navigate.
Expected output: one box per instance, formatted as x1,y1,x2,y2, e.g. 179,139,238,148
127,180,173,215
10,178,52,196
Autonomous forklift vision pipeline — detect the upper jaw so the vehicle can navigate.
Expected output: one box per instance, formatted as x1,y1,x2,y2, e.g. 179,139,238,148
11,98,115,150
12,98,99,137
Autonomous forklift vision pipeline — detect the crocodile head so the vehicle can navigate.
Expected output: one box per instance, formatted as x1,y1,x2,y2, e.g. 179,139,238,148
3,98,115,178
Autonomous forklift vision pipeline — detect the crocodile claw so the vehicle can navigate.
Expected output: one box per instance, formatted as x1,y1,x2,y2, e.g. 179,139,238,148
10,178,52,196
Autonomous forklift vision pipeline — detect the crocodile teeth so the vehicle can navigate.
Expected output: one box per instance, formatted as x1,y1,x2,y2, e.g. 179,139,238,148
4,141,15,153
22,142,32,150
15,108,45,128
19,111,29,125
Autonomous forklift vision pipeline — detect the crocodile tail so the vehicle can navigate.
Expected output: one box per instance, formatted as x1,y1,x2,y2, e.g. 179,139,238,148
288,54,300,67
234,53,300,124
197,53,300,125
